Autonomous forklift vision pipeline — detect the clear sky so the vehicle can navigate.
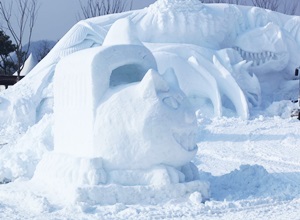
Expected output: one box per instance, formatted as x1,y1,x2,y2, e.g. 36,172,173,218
33,0,156,42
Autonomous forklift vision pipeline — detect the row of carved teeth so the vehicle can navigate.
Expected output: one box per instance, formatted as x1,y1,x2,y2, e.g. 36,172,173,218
233,47,277,66
173,131,197,151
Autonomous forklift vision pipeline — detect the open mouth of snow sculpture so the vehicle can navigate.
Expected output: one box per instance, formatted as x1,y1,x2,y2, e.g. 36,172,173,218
232,23,289,73
172,131,197,152
233,47,286,68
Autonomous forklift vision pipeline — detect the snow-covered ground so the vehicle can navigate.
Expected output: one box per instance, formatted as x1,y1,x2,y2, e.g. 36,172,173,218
1,0,300,219
1,113,300,219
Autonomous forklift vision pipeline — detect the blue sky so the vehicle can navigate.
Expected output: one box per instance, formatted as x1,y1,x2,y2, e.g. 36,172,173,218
33,0,155,42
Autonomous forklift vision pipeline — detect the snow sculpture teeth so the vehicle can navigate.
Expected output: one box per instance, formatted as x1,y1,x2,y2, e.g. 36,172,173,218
233,47,278,67
173,131,197,152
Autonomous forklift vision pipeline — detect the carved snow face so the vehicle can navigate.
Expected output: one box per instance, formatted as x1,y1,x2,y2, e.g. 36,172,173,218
94,69,198,170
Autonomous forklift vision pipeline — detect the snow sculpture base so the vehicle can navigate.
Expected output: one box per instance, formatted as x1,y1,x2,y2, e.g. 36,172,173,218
75,181,209,205
33,152,210,205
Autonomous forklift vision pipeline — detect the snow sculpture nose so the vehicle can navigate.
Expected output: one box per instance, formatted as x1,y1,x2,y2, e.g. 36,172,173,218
185,110,196,124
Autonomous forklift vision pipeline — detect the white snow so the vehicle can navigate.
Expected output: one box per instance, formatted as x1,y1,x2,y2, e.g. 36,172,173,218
1,0,300,219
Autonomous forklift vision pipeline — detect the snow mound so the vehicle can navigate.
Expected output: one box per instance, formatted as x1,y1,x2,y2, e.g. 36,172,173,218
209,165,298,201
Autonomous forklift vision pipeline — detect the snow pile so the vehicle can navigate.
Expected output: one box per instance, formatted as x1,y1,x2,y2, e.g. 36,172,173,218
0,114,53,182
53,44,157,157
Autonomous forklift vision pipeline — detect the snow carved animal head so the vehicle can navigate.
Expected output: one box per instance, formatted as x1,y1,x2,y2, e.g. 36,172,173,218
233,22,289,74
94,69,198,170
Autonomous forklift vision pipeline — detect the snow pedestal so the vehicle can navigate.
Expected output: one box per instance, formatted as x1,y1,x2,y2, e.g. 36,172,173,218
33,43,209,205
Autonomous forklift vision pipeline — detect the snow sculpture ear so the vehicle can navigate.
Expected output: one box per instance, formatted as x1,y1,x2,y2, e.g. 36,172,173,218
102,17,142,46
162,68,180,90
140,69,170,98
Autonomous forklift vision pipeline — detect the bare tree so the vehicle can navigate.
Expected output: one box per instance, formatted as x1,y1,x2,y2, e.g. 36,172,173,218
201,0,298,15
283,1,299,15
201,0,243,4
227,0,242,4
36,40,53,62
251,0,279,11
78,0,132,19
0,0,39,77
201,0,226,3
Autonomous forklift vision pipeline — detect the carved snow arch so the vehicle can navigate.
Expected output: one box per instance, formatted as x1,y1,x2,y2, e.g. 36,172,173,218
54,44,157,156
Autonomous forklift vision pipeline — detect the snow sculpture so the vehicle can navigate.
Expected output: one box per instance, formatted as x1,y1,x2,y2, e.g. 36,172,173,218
3,0,300,189
2,0,300,126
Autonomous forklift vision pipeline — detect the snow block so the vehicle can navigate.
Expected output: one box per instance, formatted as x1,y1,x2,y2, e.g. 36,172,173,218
75,180,210,205
33,152,106,186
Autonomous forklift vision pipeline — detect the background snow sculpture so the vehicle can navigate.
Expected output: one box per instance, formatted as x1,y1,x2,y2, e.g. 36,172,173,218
94,68,198,170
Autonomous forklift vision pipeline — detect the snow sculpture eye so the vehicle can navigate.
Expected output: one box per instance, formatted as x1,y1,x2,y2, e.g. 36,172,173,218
162,94,183,109
163,97,179,109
